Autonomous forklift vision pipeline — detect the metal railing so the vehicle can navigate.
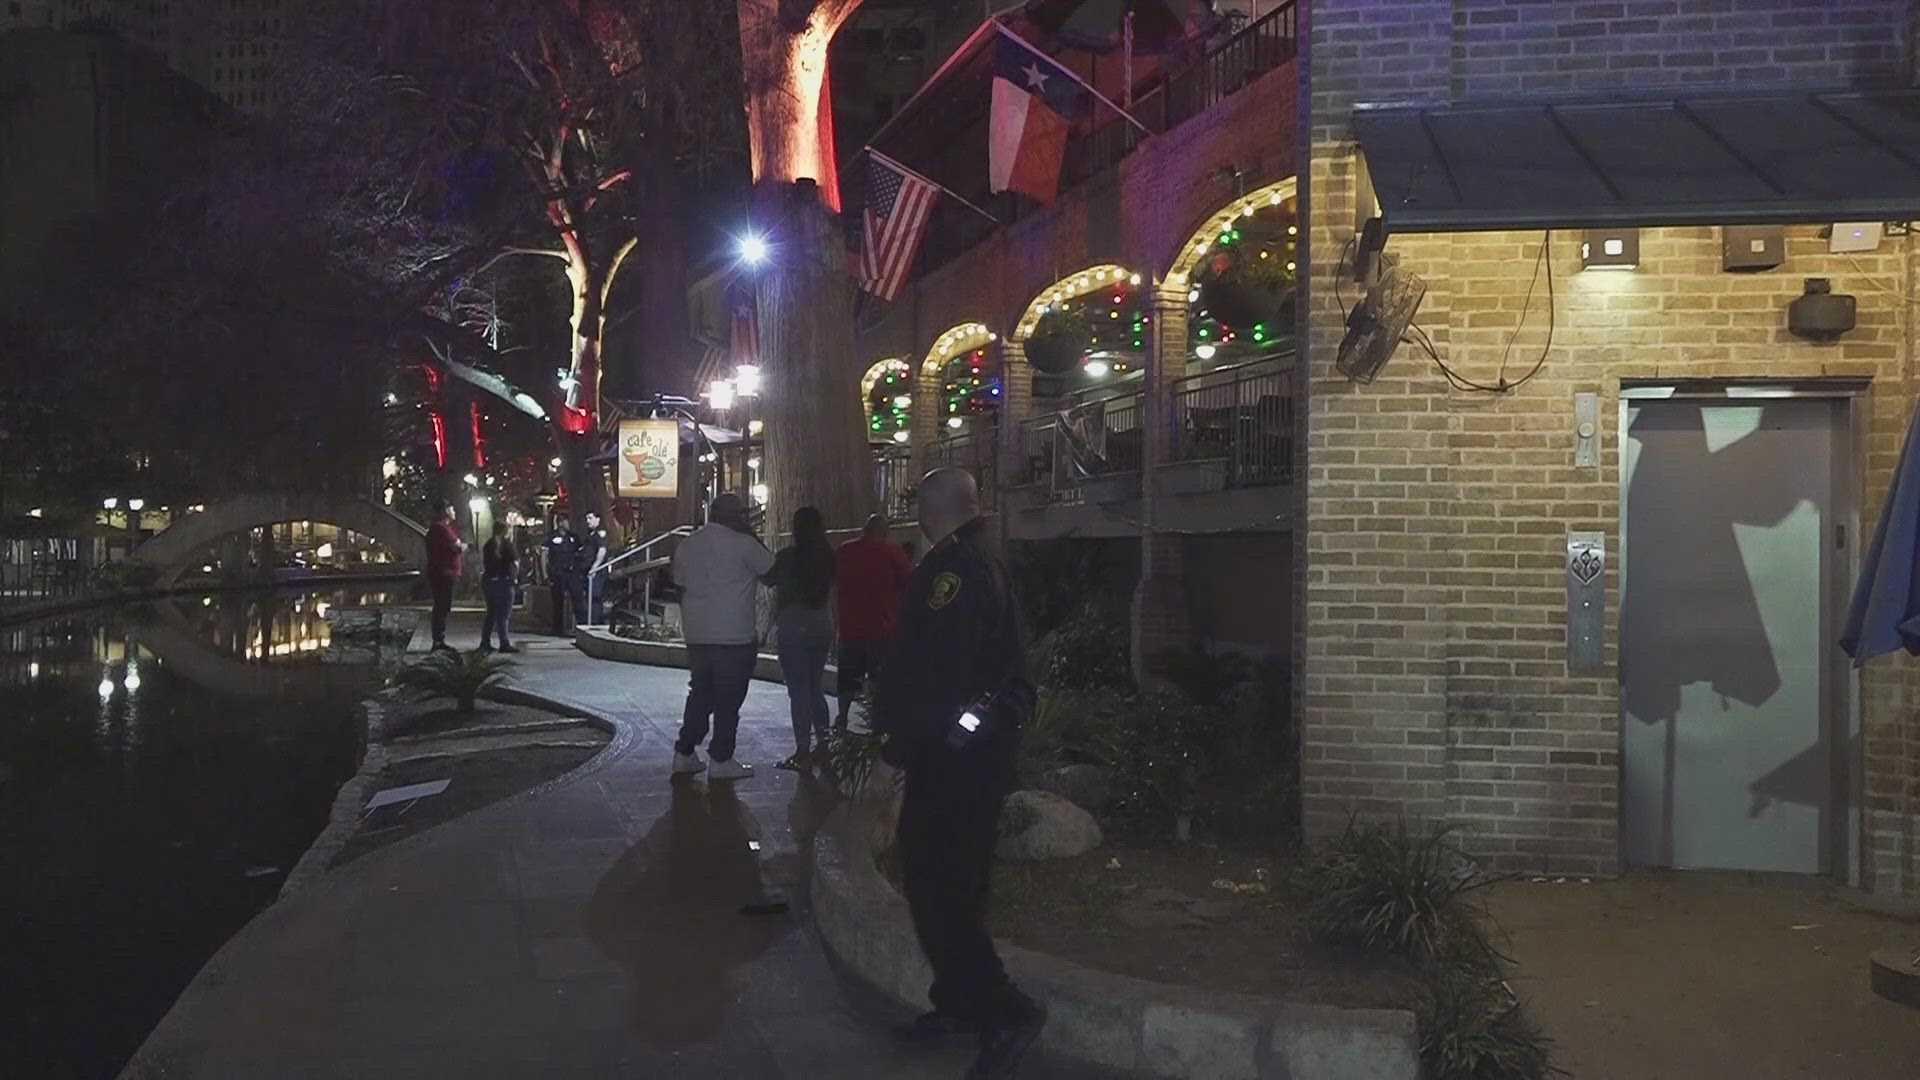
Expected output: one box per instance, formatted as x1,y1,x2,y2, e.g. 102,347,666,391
584,524,693,630
1012,392,1147,503
1170,355,1295,488
873,446,917,522
925,429,999,510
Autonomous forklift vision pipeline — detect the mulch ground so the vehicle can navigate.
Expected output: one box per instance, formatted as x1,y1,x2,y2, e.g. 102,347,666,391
985,840,1422,1010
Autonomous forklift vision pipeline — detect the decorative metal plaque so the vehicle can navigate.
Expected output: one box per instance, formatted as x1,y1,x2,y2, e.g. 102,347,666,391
1566,531,1606,673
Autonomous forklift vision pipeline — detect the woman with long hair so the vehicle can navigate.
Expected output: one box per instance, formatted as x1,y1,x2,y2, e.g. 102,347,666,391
766,506,836,769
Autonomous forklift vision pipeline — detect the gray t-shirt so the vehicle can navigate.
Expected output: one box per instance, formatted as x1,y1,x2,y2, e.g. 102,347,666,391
673,523,775,645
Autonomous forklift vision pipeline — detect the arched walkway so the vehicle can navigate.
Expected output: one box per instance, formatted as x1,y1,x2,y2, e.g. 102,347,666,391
130,493,426,585
1166,176,1298,284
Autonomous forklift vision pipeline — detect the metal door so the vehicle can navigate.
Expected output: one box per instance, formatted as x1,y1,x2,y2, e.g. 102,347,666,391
1620,397,1850,874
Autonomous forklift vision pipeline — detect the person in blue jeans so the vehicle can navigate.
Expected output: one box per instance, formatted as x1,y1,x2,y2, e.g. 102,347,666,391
480,525,519,654
765,506,836,770
671,493,774,782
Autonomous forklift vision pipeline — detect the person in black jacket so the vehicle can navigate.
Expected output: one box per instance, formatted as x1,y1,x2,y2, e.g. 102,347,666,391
479,524,519,653
875,468,1042,1079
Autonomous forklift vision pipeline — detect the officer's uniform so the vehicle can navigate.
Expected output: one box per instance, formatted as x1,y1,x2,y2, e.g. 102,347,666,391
548,529,584,635
875,516,1037,1032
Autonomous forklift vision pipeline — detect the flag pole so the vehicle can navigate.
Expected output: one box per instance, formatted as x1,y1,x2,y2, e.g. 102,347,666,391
993,21,1152,135
867,148,1001,225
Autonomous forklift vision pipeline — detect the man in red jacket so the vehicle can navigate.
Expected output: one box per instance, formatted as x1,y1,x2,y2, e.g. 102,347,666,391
425,501,467,651
833,514,913,729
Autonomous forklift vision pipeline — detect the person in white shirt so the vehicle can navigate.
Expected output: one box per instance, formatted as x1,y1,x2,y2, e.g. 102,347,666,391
670,493,774,781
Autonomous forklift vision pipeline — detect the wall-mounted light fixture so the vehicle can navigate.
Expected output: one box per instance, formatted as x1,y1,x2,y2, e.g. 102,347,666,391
1580,228,1639,271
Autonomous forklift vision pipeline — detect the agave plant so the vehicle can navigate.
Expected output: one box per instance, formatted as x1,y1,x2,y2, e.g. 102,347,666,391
392,649,514,714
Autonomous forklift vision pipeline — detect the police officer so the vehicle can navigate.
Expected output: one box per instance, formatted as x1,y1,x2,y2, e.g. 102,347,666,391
547,519,584,636
875,468,1044,1078
583,510,611,624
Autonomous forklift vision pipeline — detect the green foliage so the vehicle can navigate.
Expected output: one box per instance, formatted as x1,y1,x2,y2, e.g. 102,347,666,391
392,649,513,713
1021,684,1133,777
1418,968,1563,1080
1103,687,1217,832
1031,601,1134,692
820,728,892,799
1301,819,1495,967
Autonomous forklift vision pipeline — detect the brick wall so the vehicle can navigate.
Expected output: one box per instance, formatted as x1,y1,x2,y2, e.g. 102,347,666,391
1306,0,1920,890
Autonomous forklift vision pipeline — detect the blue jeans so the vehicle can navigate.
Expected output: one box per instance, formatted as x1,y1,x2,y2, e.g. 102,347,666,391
481,577,515,648
776,605,834,754
676,643,757,763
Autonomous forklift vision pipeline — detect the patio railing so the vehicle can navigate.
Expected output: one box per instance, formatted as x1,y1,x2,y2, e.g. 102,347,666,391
1012,391,1147,503
873,445,917,522
926,429,999,510
1170,355,1295,488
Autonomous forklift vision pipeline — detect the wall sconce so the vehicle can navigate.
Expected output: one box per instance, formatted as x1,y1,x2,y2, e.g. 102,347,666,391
1581,228,1639,271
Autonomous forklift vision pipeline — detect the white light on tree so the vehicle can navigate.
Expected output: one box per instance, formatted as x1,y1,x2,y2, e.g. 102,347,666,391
735,364,762,397
382,458,399,478
463,473,479,487
385,392,399,405
550,457,563,470
738,233,769,265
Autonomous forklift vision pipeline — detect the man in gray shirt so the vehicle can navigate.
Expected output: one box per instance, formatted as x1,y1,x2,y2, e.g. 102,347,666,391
670,493,774,781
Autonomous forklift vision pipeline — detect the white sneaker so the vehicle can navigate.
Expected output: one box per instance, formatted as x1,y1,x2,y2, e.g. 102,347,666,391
707,758,754,782
672,750,707,774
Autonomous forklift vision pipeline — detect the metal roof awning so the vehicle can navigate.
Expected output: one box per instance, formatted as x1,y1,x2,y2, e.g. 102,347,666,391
1351,90,1920,234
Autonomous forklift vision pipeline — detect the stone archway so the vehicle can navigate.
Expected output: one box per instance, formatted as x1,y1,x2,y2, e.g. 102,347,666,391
129,492,427,585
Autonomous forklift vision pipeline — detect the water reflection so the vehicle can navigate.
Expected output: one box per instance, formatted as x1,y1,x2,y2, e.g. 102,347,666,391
0,587,402,1078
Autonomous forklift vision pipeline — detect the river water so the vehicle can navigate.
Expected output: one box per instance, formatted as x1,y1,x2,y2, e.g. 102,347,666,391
0,586,411,1078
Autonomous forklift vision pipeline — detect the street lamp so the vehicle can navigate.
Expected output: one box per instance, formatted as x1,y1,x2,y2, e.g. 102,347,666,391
127,498,145,511
734,364,762,398
738,233,769,266
706,379,736,413
102,497,118,510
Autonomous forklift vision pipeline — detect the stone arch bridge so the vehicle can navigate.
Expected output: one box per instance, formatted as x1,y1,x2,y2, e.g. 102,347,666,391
130,492,426,585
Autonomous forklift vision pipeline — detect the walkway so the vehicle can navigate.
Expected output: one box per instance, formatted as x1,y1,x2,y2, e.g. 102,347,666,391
126,621,1091,1078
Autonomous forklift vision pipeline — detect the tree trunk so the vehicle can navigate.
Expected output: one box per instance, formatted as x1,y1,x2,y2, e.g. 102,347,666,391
753,183,872,536
736,0,864,212
737,0,868,537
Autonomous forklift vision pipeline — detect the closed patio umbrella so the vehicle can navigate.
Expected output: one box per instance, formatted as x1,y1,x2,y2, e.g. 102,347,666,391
1841,407,1920,662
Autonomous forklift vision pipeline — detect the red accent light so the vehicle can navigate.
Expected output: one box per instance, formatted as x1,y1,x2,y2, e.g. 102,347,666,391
470,401,487,469
429,412,447,470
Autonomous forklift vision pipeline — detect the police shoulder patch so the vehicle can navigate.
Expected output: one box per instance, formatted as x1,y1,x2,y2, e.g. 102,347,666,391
928,572,963,610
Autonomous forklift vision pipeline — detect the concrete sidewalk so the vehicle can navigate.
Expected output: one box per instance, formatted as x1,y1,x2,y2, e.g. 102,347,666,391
126,622,1091,1078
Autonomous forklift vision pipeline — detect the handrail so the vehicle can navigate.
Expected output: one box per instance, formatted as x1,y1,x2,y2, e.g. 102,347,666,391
584,523,694,629
1170,350,1297,391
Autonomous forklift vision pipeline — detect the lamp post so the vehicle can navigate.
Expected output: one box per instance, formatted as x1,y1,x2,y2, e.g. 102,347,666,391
734,363,766,540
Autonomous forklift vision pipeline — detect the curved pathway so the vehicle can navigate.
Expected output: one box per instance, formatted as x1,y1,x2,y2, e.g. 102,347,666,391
124,629,1093,1078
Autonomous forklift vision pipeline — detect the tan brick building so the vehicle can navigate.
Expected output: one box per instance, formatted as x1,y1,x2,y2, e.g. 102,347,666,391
1304,0,1920,895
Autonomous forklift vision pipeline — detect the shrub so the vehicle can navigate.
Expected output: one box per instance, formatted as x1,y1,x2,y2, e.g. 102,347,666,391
820,727,892,798
1022,683,1132,772
392,650,513,714
1031,600,1133,692
1103,687,1219,839
1300,818,1496,968
1418,967,1562,1080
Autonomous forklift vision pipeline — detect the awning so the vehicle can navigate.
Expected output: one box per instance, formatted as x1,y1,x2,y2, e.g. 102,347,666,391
1351,90,1920,234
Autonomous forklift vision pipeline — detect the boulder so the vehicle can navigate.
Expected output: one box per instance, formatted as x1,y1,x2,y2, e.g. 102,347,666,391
1037,763,1117,812
996,790,1102,861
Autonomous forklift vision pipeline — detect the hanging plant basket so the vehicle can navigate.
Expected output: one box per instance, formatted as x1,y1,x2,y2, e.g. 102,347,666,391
1026,307,1093,375
1199,277,1287,330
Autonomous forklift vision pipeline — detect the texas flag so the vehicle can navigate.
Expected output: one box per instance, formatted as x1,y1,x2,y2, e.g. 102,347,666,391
989,35,1089,204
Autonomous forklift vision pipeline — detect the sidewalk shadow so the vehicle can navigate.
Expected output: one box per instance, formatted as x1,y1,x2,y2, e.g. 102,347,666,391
584,780,783,1047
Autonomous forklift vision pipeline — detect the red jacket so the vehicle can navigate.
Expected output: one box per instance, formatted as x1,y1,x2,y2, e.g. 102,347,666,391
427,519,464,582
834,535,913,643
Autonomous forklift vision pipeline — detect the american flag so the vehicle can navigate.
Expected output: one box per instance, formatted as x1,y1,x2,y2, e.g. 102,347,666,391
860,152,938,302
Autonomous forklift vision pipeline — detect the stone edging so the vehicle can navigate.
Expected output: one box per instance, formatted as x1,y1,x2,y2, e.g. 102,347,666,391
810,794,1421,1080
277,684,627,902
573,627,838,693
1871,949,1920,1010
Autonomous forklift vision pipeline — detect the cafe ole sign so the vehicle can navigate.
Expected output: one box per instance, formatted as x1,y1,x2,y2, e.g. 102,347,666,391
615,419,680,499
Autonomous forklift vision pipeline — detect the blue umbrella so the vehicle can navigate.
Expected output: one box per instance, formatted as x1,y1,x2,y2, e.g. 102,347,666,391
1841,406,1920,662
